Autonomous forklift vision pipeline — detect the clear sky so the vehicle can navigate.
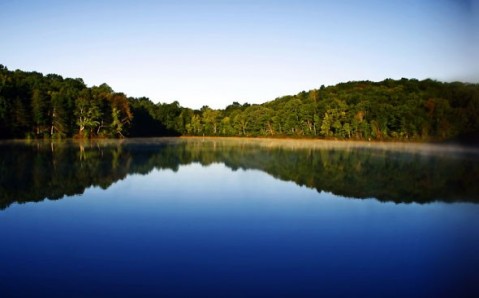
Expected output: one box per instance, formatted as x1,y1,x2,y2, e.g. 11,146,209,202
1,0,477,109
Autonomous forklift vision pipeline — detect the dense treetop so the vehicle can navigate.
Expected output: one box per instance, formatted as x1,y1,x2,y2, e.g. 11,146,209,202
1,64,478,141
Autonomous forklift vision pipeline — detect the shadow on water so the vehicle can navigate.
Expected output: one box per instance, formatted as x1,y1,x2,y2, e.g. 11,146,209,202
1,138,478,210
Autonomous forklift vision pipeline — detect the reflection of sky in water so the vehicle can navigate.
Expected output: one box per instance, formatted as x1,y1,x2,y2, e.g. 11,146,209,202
2,162,479,297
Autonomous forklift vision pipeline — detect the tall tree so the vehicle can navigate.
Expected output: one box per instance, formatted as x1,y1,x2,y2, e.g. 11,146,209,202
75,89,100,137
31,89,49,136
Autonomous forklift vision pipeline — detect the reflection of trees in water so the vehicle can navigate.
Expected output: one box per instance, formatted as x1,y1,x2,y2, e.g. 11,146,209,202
1,139,478,210
0,140,131,210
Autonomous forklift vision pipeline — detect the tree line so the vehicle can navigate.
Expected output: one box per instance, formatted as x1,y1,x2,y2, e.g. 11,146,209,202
1,64,478,141
0,65,132,139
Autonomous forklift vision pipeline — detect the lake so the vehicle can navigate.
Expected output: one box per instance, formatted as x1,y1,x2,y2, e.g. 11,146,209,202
1,137,478,297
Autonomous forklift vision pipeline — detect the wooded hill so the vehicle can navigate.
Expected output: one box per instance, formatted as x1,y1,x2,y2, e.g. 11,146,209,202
1,64,478,141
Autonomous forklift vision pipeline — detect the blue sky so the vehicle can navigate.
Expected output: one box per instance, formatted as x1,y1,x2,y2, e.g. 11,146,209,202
1,0,477,109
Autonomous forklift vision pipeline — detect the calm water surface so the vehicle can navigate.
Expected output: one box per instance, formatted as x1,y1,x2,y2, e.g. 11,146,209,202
1,138,478,297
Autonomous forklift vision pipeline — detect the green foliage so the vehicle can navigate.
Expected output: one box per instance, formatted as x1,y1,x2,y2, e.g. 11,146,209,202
177,79,479,141
0,65,478,141
0,67,131,139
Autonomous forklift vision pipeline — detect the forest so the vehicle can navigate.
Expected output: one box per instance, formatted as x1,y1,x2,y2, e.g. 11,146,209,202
1,64,478,141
